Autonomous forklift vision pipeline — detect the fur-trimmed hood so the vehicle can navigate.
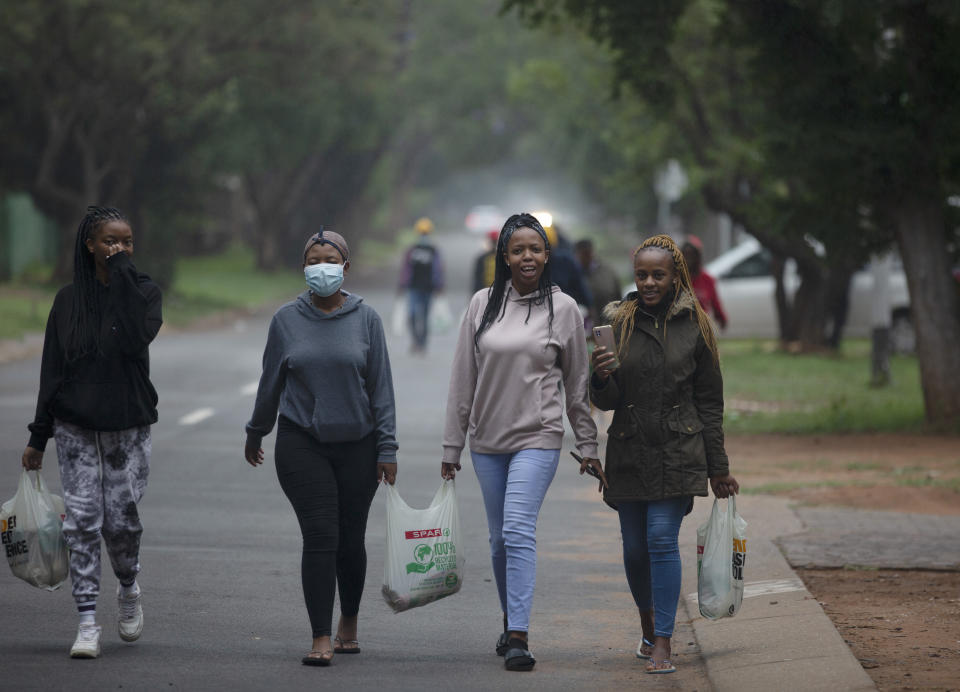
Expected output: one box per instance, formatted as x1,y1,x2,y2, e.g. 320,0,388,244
601,288,696,324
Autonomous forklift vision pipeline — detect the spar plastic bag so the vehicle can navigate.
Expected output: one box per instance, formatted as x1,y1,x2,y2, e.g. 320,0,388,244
696,496,747,620
382,480,464,612
1,469,69,590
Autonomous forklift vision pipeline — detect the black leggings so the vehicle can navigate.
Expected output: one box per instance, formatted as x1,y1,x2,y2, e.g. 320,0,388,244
275,417,379,638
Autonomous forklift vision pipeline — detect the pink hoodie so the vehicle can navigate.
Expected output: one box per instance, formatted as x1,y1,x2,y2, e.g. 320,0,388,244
443,284,599,465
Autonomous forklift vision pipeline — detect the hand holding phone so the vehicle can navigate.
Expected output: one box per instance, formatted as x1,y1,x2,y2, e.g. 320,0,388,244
592,325,619,373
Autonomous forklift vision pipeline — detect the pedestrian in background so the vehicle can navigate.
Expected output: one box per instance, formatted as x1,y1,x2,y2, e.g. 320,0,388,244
22,206,162,659
541,222,592,313
441,212,605,672
591,234,738,674
574,238,623,329
472,228,500,292
681,235,728,330
398,217,445,354
244,229,397,667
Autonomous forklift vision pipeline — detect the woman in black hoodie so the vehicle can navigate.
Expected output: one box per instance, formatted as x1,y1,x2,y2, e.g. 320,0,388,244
22,206,162,660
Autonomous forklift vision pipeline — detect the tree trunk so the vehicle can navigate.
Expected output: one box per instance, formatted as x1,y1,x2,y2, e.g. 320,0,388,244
824,267,853,349
771,253,794,341
894,195,960,423
791,261,828,351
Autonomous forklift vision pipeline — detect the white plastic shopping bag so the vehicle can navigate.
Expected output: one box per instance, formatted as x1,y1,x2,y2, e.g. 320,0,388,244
696,496,747,620
1,469,69,590
382,480,464,612
391,296,408,338
428,296,454,334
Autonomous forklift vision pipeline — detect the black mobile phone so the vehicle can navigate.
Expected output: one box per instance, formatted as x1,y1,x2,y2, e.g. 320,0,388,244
570,451,601,479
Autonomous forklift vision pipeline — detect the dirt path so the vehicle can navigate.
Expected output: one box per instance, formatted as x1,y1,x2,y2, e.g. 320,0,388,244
728,433,960,515
730,433,960,691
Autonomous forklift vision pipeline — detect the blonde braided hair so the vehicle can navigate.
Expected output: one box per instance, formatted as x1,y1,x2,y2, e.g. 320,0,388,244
609,234,719,363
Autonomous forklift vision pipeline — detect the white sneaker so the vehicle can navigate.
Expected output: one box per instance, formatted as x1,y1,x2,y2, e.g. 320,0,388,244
117,583,144,642
70,624,102,658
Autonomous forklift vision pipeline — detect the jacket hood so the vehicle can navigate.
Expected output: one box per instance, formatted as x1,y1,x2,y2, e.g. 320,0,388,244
295,290,363,320
602,288,696,323
506,283,562,302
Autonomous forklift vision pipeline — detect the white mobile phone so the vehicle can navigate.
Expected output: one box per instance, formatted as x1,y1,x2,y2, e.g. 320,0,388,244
592,325,619,369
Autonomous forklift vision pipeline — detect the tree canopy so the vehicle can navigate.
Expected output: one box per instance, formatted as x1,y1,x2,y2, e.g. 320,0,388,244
506,0,960,422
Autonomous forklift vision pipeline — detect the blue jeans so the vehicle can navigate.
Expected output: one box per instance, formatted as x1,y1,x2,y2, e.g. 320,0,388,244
618,497,690,638
407,288,432,349
471,449,560,633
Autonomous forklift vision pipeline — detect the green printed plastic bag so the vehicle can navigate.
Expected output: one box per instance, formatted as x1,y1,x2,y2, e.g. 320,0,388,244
1,469,69,590
382,480,464,612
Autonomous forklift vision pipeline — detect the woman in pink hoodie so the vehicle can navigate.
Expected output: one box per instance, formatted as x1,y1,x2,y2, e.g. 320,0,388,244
441,212,606,672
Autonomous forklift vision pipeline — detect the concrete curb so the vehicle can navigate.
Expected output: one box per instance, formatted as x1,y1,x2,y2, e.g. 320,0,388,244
680,496,877,691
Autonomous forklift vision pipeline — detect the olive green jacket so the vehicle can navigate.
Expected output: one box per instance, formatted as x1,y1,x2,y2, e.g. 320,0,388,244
590,290,729,506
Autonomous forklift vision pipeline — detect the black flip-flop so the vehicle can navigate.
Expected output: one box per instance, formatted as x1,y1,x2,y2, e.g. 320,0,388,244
503,638,536,672
334,636,361,654
302,650,333,666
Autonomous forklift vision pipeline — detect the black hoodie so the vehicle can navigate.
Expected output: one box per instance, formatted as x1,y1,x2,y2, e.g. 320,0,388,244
27,252,163,450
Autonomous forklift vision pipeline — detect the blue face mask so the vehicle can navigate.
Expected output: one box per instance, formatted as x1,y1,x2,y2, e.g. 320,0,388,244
304,263,344,297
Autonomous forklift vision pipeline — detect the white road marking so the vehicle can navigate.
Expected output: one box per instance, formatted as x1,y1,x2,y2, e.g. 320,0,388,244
687,578,806,604
178,407,215,426
241,381,259,396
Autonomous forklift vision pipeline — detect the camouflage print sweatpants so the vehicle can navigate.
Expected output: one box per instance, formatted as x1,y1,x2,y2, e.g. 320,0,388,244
53,420,151,606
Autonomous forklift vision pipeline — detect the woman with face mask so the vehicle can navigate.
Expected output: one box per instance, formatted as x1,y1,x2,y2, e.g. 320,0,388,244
244,229,398,667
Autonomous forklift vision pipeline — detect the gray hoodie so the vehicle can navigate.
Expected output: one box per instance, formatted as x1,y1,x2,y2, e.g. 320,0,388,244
246,291,397,464
443,284,598,465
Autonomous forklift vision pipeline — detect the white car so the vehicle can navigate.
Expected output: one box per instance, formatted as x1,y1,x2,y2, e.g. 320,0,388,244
464,205,503,234
704,237,913,350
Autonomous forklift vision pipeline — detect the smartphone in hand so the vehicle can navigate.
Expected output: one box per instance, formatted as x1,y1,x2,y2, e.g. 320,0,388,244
592,325,619,369
570,451,601,479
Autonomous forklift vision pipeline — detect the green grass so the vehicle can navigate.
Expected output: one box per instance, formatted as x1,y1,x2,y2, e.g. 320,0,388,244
0,285,58,338
742,479,861,494
894,476,960,491
719,338,928,434
163,245,303,326
0,245,304,336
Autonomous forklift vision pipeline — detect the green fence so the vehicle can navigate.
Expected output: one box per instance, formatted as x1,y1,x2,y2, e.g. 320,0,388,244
0,193,58,281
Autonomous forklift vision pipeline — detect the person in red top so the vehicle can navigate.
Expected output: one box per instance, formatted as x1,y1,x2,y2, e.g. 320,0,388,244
681,236,728,330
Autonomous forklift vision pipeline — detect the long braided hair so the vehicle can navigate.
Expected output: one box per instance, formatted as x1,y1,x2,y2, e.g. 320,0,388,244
474,212,554,349
609,234,719,363
65,206,129,362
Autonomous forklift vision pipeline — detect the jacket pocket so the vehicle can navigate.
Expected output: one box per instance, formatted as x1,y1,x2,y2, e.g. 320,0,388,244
666,406,704,435
607,419,639,441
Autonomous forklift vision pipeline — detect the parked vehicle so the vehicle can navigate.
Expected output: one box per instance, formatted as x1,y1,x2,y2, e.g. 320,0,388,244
703,237,914,350
464,205,503,234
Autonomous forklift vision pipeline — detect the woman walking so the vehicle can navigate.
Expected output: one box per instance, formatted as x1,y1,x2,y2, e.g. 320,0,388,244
441,212,605,672
590,234,739,674
244,229,397,666
22,206,162,659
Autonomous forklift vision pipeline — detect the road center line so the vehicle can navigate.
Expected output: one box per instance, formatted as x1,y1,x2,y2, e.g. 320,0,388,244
178,407,215,426
240,381,259,396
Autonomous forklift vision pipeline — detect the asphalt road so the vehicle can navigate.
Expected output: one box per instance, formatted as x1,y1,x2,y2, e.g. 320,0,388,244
0,231,708,690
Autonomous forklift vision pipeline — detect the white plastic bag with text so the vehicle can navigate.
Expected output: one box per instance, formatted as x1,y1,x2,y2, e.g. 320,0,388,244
1,469,69,590
382,480,464,612
696,496,747,620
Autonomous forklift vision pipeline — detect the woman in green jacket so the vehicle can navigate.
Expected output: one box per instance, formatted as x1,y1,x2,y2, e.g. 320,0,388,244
591,234,739,674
